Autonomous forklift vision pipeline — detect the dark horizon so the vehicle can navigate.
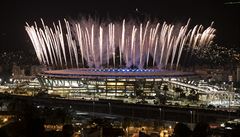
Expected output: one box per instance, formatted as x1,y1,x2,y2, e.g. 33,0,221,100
0,0,239,51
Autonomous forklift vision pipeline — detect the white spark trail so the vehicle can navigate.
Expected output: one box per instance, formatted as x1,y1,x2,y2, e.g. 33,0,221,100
25,18,216,70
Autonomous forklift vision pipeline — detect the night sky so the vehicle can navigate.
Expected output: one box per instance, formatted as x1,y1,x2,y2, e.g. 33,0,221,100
0,0,239,51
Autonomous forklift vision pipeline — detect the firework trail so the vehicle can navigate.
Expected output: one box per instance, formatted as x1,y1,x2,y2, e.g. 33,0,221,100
25,18,216,70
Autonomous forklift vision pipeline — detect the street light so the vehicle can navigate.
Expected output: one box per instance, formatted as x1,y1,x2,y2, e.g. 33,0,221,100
158,108,162,127
190,110,193,124
93,101,95,117
108,102,111,114
159,108,162,121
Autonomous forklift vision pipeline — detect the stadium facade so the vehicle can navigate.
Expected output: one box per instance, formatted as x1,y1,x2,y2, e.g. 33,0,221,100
38,68,196,97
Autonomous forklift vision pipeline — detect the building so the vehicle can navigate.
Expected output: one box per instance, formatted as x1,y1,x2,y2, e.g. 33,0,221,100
38,68,196,97
12,63,25,77
237,66,240,82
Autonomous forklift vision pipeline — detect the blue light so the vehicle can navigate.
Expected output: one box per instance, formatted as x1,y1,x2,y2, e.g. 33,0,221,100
85,68,160,73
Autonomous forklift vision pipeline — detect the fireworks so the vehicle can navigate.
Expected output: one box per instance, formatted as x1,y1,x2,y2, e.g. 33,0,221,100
25,18,216,69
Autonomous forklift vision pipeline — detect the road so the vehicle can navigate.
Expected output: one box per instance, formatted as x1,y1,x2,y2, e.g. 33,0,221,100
0,93,239,123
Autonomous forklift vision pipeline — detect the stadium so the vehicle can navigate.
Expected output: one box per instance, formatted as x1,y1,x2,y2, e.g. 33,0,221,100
26,18,215,97
38,68,196,97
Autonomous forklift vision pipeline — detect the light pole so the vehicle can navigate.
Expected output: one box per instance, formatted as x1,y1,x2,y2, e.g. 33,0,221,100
159,108,162,121
190,110,193,124
93,101,95,117
228,82,233,120
108,102,111,114
159,108,162,127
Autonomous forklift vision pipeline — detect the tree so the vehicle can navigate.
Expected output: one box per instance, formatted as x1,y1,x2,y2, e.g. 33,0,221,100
62,124,74,137
188,89,199,102
174,87,183,99
0,101,3,111
158,94,166,105
188,93,199,102
163,85,169,97
190,89,196,94
154,82,162,97
180,92,186,98
172,122,192,137
135,79,145,102
155,85,168,105
163,85,168,92
122,117,131,136
136,89,144,97
192,122,210,137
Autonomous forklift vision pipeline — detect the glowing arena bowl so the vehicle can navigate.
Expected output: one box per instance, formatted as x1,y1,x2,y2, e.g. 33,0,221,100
40,68,196,79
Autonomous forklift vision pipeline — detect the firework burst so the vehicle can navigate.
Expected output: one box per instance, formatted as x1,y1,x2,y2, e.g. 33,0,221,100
25,18,216,70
